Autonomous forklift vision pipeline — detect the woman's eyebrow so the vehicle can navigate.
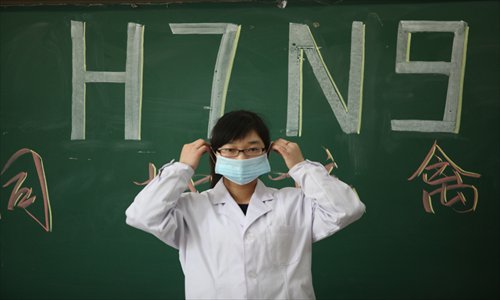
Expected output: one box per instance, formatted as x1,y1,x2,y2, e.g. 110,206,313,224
224,140,262,147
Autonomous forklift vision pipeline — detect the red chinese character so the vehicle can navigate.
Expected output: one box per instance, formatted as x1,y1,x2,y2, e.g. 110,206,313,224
1,148,52,232
409,141,480,214
133,162,211,193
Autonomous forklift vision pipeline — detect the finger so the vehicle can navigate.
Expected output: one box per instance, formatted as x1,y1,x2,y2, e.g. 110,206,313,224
271,143,289,156
270,142,281,152
192,139,208,147
286,142,299,151
195,144,210,156
272,140,294,151
273,138,289,146
272,141,286,148
276,140,297,151
192,141,210,152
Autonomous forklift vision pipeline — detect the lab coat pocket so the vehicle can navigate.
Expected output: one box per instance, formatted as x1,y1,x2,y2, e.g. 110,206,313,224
266,225,301,266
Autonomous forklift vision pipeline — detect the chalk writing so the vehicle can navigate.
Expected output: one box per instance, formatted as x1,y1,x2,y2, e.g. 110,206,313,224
70,20,469,140
70,21,144,140
409,141,480,214
269,147,338,187
392,21,468,133
287,22,364,136
133,162,211,192
1,148,53,232
170,23,241,138
133,163,157,186
187,175,212,193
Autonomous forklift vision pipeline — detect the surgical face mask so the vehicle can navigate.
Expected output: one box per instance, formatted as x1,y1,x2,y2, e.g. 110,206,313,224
215,154,271,185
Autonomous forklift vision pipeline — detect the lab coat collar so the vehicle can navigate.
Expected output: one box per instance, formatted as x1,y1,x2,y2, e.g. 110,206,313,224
209,179,274,230
210,179,274,205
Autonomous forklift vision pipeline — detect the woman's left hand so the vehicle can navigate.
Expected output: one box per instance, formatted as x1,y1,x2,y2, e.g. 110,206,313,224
271,138,305,170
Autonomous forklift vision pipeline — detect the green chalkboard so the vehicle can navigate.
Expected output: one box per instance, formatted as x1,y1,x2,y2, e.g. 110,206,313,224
1,1,499,299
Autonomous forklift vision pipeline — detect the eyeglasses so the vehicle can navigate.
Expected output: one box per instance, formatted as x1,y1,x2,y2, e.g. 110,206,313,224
216,147,266,158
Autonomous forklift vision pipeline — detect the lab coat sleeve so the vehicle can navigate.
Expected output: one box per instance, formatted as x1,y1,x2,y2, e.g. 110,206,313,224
125,161,194,249
288,160,366,242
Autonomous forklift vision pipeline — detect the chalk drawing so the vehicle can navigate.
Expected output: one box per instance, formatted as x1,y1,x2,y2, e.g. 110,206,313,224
170,23,241,138
409,141,480,213
1,148,53,232
287,22,365,136
269,147,338,187
392,21,469,133
133,162,210,192
71,21,144,140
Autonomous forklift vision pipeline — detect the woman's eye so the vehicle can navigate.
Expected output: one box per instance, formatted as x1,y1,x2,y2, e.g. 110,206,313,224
223,149,237,155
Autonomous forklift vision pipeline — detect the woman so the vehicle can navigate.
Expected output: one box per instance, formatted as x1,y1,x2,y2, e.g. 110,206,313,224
126,110,365,299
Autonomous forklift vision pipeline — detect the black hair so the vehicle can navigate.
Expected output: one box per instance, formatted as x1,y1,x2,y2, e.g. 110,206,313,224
209,110,270,187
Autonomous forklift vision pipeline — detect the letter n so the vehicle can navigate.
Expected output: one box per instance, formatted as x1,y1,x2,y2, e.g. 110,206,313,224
287,22,365,136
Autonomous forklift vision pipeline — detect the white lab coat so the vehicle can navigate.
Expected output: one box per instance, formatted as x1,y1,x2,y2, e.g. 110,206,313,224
126,160,365,300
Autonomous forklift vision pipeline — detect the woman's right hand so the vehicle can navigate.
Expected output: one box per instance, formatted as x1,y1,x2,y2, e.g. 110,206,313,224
179,139,211,171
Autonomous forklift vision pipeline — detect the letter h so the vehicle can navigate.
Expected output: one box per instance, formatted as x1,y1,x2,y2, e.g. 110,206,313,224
70,21,144,140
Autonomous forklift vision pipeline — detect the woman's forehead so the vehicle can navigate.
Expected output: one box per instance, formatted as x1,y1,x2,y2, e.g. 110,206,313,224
225,131,264,146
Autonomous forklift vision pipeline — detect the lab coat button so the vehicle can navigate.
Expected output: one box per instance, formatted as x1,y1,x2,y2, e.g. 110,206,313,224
246,233,254,241
248,271,257,278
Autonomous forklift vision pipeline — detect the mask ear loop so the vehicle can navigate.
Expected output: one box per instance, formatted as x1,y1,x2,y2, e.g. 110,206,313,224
208,147,217,164
266,142,274,157
187,146,216,190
